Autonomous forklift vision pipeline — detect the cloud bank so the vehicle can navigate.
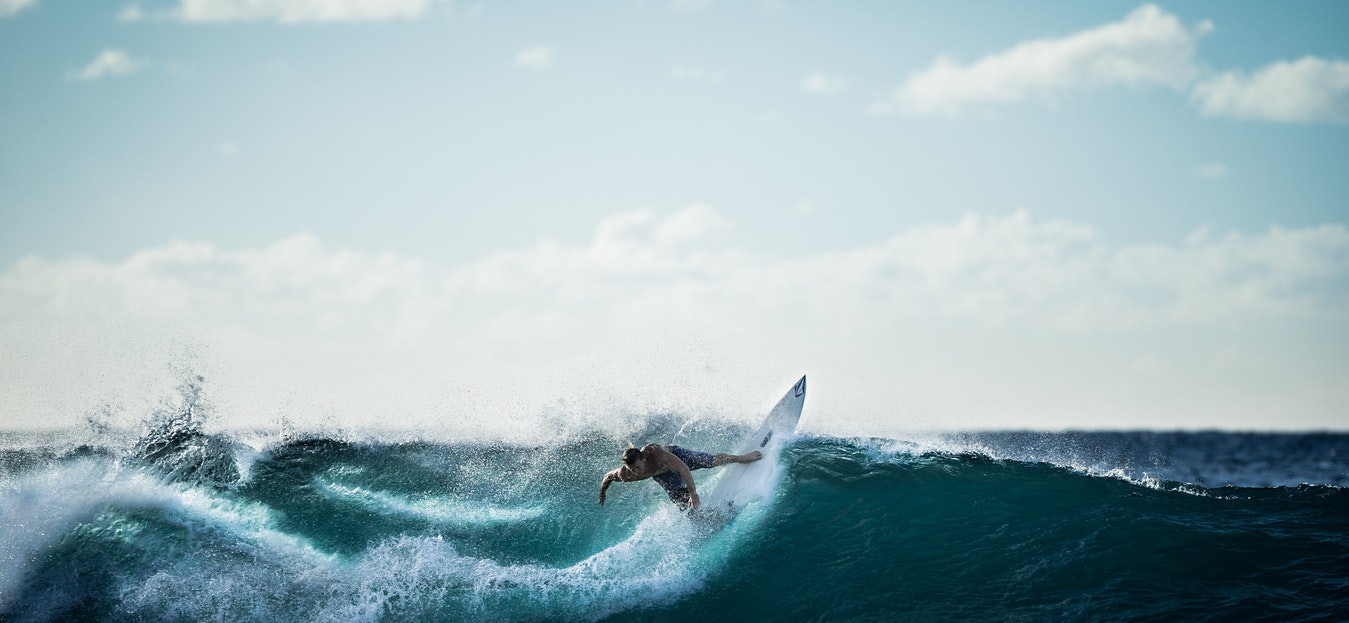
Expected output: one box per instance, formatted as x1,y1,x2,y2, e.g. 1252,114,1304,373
3,208,1346,433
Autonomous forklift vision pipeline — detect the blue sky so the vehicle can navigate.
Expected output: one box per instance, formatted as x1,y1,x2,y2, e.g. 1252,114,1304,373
1,1,1347,434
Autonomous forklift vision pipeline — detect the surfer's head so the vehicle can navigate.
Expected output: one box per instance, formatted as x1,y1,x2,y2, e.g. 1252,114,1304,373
621,445,643,467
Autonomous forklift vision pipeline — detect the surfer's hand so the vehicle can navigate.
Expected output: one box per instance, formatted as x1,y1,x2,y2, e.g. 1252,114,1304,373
598,491,606,505
689,492,701,510
747,451,762,462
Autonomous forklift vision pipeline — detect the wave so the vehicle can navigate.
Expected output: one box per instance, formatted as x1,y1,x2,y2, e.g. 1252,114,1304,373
0,458,334,619
2,431,1346,622
2,461,738,622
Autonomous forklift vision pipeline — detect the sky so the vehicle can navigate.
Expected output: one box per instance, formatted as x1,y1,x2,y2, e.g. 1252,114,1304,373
1,0,1347,435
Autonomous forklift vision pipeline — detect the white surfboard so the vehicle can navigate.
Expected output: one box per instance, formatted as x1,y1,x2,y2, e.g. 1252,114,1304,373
704,375,806,511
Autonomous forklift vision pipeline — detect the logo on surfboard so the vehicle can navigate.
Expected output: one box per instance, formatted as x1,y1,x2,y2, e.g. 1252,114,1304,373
793,377,806,398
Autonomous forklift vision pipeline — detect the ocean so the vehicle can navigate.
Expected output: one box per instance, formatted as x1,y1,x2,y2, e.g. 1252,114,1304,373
2,394,1346,622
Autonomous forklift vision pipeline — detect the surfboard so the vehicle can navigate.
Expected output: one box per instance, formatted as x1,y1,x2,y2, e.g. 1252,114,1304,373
703,375,806,511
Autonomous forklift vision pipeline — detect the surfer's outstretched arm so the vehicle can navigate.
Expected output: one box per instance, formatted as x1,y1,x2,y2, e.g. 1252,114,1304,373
599,470,619,505
666,455,700,510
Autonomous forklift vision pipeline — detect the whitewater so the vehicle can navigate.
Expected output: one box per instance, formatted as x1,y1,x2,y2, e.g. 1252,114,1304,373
2,380,1346,622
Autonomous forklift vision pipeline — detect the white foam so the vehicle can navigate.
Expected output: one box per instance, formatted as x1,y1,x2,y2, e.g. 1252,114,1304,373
111,504,749,623
313,478,548,525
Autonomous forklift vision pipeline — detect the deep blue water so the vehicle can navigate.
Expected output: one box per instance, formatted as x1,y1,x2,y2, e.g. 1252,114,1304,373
2,419,1346,622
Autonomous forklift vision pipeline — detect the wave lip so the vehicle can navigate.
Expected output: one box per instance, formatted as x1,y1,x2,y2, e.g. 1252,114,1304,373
314,478,549,526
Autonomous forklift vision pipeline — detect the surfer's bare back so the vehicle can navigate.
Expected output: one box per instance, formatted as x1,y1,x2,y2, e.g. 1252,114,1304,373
598,443,762,510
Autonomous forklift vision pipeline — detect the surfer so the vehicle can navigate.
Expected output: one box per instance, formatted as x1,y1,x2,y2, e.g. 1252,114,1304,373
598,443,762,510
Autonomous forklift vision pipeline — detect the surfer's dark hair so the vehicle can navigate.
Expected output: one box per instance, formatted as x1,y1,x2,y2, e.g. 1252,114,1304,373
621,447,642,466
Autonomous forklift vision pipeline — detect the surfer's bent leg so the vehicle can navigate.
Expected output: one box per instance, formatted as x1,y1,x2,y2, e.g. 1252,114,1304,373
667,446,717,470
655,447,717,509
711,450,763,467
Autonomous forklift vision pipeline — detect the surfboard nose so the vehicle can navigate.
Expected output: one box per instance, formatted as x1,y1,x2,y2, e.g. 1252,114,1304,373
793,375,806,398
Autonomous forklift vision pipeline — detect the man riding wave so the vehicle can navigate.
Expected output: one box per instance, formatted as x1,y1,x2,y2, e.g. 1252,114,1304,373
599,443,762,510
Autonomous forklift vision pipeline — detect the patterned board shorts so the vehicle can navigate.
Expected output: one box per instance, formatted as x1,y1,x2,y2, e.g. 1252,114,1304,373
652,445,716,505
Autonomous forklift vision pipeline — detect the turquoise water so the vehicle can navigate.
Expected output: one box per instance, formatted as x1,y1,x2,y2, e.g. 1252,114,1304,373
2,419,1346,622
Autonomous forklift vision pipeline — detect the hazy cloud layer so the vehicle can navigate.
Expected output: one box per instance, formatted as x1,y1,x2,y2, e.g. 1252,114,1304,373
14,209,1338,333
3,207,1346,432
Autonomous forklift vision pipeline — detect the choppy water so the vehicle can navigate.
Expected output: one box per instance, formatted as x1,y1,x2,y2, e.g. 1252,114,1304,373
2,411,1346,622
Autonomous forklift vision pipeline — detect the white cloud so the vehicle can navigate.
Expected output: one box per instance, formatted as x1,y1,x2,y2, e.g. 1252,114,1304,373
69,50,145,82
880,4,1211,115
1192,56,1349,124
801,72,847,95
0,0,35,18
168,0,441,23
118,4,144,22
516,45,553,69
4,209,1346,433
